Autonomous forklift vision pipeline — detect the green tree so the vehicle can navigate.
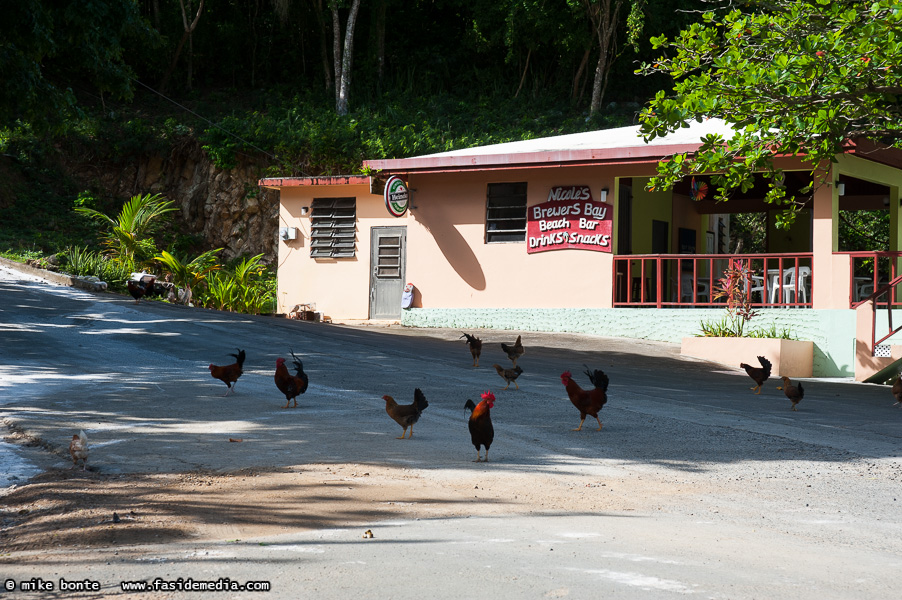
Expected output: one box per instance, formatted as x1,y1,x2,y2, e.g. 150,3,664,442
75,193,177,266
637,0,902,225
0,0,159,129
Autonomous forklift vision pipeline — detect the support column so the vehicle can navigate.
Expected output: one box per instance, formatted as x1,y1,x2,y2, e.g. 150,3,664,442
811,164,849,309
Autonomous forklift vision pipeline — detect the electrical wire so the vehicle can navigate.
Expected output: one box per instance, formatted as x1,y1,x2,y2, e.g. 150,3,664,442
131,78,282,163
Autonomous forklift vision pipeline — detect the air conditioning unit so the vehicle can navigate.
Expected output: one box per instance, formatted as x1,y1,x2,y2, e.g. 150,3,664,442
279,226,298,241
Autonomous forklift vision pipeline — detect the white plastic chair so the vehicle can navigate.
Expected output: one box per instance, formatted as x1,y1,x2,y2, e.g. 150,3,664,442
678,273,710,303
748,274,766,302
773,266,810,304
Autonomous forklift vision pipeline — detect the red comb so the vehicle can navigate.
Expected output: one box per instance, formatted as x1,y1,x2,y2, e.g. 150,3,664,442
480,390,495,401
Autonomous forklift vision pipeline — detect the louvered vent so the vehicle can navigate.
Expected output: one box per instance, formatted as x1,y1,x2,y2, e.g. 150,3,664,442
310,197,356,258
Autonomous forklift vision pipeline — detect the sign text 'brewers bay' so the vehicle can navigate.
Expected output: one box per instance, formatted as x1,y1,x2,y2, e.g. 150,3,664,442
526,186,612,254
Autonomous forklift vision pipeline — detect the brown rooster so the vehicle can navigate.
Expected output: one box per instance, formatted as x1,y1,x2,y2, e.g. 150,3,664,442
274,350,309,408
493,364,523,390
383,388,429,439
561,368,608,431
776,376,804,411
501,335,524,366
209,349,245,396
460,332,483,367
740,356,772,394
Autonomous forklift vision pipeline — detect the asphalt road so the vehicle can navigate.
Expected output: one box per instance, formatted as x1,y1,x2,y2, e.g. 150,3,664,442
0,264,900,599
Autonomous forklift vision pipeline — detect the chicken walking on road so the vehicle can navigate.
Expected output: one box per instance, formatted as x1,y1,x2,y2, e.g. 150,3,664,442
777,376,805,411
561,368,609,431
741,356,772,395
383,388,429,439
465,392,495,462
209,349,246,396
274,350,309,408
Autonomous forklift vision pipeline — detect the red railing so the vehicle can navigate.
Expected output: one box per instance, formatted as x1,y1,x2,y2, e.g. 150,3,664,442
613,253,814,308
845,251,902,308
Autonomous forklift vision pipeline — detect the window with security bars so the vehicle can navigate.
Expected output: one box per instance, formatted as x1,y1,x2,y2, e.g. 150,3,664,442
485,182,527,243
310,197,356,258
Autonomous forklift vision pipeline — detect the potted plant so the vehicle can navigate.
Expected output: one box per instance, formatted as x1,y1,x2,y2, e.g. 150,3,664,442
680,258,813,377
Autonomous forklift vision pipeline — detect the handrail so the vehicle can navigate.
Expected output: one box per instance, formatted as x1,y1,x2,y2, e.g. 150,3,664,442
843,250,902,308
853,272,902,348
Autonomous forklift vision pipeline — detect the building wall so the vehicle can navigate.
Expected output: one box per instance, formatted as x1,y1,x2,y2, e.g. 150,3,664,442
277,183,402,319
630,177,673,253
405,168,616,310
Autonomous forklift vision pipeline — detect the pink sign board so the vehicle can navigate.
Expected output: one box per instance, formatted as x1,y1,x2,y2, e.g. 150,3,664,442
526,186,612,253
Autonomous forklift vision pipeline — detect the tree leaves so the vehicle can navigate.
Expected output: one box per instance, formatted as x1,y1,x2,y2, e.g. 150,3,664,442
637,0,902,225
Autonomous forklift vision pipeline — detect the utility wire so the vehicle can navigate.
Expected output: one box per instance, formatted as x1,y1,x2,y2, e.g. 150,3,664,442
132,78,283,163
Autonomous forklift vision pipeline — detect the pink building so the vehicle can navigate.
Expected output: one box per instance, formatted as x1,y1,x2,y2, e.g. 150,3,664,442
260,120,902,380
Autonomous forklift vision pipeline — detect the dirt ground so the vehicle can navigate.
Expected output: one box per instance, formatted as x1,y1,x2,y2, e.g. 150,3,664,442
1,457,680,561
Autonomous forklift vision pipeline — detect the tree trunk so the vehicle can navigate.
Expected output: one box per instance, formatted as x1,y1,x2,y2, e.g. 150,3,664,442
585,0,622,117
375,0,387,94
336,0,362,116
572,48,590,103
160,0,205,93
332,5,341,107
515,48,532,98
311,0,333,92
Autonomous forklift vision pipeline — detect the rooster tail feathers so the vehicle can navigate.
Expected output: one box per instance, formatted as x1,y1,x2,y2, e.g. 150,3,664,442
757,355,772,374
414,388,428,411
594,370,609,392
78,430,88,445
289,348,305,376
797,381,804,397
583,366,609,391
228,349,246,367
464,399,476,413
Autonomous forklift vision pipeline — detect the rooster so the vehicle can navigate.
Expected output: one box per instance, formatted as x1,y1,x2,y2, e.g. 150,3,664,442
493,364,523,390
892,375,902,407
561,367,609,431
777,376,804,411
274,349,309,408
383,388,429,439
460,332,483,367
127,274,156,304
69,430,89,471
501,335,524,366
740,356,772,394
209,349,246,396
465,391,495,462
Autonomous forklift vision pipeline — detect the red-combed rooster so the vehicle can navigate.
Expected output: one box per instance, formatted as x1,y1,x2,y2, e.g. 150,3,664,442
209,349,246,396
560,367,609,431
274,350,309,408
464,391,495,462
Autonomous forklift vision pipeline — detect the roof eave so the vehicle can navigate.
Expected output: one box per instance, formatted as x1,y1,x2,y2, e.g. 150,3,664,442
364,143,706,174
258,175,371,189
